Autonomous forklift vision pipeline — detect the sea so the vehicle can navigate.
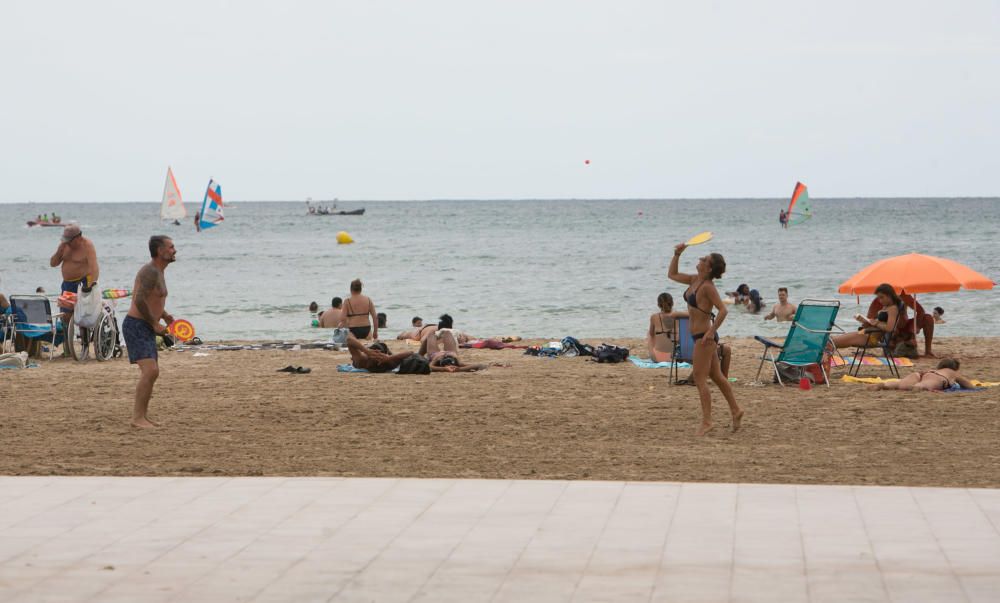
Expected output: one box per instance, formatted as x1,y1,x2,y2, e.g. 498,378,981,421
2,199,998,342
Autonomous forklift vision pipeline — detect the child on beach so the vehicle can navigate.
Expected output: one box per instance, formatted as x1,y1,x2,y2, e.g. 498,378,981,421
867,358,975,392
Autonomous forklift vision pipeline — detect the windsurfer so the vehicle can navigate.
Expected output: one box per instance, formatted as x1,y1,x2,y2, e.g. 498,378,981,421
779,209,788,228
50,225,100,326
194,211,201,232
122,235,176,429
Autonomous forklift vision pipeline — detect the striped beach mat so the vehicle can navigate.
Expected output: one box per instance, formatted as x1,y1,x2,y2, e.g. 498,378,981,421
831,355,913,368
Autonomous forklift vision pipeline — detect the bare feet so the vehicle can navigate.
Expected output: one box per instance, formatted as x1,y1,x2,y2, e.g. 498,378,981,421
131,418,157,429
697,423,715,436
731,410,744,433
145,416,160,427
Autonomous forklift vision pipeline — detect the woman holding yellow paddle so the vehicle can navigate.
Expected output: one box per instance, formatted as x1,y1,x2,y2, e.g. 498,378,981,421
668,232,744,435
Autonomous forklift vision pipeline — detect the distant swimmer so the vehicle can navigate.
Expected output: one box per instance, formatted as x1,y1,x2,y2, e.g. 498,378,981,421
764,287,797,322
123,235,177,429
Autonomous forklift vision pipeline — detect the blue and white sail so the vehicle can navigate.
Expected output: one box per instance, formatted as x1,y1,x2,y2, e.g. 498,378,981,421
198,179,224,230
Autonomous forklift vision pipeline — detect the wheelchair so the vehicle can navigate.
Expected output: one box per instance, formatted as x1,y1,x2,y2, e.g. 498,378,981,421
64,294,126,362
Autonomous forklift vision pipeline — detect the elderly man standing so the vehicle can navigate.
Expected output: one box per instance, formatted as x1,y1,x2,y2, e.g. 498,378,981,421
50,225,100,326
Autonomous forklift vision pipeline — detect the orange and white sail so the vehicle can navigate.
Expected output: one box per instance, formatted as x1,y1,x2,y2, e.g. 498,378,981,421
160,167,186,220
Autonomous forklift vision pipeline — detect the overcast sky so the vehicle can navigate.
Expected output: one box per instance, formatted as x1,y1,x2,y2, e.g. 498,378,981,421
1,1,998,203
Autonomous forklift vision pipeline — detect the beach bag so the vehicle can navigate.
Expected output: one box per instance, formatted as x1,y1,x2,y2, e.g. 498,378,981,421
331,327,349,345
561,336,595,357
594,344,629,363
74,284,102,329
774,362,808,384
397,354,430,375
893,340,919,359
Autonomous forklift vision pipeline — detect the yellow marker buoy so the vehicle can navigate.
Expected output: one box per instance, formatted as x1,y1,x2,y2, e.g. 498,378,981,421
336,231,354,245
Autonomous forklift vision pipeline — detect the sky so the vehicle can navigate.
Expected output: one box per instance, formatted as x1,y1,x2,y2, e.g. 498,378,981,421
1,0,998,203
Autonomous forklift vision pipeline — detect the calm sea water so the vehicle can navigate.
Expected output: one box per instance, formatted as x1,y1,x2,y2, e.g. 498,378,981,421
2,199,997,341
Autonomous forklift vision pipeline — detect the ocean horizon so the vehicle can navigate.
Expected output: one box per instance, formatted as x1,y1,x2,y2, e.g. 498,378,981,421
3,198,997,341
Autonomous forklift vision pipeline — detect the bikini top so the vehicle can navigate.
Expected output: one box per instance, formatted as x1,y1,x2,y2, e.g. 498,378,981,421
344,297,369,318
653,314,673,337
684,281,715,318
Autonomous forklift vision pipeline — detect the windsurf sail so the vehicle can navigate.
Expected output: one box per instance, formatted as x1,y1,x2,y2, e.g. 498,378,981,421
198,179,224,230
786,181,812,226
159,167,186,221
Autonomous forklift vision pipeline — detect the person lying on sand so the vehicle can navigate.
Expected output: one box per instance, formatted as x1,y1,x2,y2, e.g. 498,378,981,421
867,358,975,392
422,327,486,372
346,333,412,373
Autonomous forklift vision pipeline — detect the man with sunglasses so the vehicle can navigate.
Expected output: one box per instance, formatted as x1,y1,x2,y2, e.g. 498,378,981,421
50,225,100,326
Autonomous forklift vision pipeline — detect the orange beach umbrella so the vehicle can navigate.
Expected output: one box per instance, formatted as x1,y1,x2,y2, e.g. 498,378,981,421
838,253,994,295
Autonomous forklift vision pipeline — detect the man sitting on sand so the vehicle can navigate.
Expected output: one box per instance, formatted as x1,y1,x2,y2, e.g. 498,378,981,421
318,297,343,328
867,358,975,392
764,287,797,322
345,333,413,372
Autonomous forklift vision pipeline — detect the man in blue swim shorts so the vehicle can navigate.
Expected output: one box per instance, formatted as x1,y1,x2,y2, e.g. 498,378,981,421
50,225,100,327
123,235,177,429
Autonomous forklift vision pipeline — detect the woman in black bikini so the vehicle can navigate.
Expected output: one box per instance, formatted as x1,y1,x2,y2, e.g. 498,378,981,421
339,278,378,340
868,358,974,391
832,283,905,349
668,243,743,435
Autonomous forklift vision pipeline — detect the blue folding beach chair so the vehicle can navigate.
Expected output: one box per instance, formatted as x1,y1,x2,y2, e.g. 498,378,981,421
669,316,694,385
754,299,842,387
10,295,64,361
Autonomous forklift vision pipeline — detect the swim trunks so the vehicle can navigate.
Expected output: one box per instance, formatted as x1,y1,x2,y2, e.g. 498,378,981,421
122,315,158,364
59,276,91,312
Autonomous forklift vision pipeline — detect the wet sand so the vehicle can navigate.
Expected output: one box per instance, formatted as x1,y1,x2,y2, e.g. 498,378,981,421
2,337,998,487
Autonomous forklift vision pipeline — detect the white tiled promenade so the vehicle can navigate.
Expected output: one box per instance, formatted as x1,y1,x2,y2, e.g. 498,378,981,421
1,478,999,603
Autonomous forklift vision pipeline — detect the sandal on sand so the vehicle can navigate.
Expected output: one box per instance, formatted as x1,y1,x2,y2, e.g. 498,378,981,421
277,365,296,373
295,366,311,374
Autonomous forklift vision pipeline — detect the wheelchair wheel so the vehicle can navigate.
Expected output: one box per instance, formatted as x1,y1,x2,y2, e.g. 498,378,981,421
93,309,118,361
65,315,92,361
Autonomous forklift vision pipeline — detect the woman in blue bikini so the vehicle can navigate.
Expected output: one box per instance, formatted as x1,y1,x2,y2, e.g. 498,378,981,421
669,242,743,435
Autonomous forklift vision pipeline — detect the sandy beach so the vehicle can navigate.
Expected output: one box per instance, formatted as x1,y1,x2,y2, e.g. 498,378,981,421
2,336,999,487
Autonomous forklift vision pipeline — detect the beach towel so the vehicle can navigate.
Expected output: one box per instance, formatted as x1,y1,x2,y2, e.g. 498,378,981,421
628,356,692,369
461,339,528,350
337,364,368,373
831,355,914,368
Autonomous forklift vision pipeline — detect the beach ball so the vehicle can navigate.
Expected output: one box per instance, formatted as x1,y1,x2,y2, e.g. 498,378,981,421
336,231,354,245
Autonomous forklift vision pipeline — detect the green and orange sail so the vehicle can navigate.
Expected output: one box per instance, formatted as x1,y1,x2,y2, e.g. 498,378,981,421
786,181,812,226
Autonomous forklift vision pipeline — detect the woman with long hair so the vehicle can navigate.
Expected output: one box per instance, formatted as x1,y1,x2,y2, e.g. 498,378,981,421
646,293,688,363
832,283,905,349
668,243,743,435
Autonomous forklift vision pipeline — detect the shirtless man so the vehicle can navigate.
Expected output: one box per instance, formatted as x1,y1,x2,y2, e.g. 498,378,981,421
122,236,177,429
318,297,343,328
764,287,797,322
346,333,412,372
50,225,100,326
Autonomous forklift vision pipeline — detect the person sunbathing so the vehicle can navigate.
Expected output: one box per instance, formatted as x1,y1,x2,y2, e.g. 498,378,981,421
421,328,486,372
867,358,975,391
346,333,412,373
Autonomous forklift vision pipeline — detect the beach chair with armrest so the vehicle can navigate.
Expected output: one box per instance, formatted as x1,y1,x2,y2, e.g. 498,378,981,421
754,299,841,387
10,295,63,361
845,304,903,379
1,308,14,354
669,316,694,385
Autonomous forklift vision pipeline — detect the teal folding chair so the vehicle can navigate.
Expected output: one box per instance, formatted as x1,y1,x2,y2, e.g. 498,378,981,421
754,299,842,387
10,295,64,361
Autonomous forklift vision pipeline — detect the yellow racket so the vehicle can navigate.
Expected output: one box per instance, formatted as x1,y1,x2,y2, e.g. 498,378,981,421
685,231,713,246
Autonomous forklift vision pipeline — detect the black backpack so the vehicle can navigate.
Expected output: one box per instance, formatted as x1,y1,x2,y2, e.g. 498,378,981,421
397,354,431,375
593,344,629,363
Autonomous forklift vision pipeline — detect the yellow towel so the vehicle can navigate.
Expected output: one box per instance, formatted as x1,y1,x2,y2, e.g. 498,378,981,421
841,375,897,385
841,375,999,387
